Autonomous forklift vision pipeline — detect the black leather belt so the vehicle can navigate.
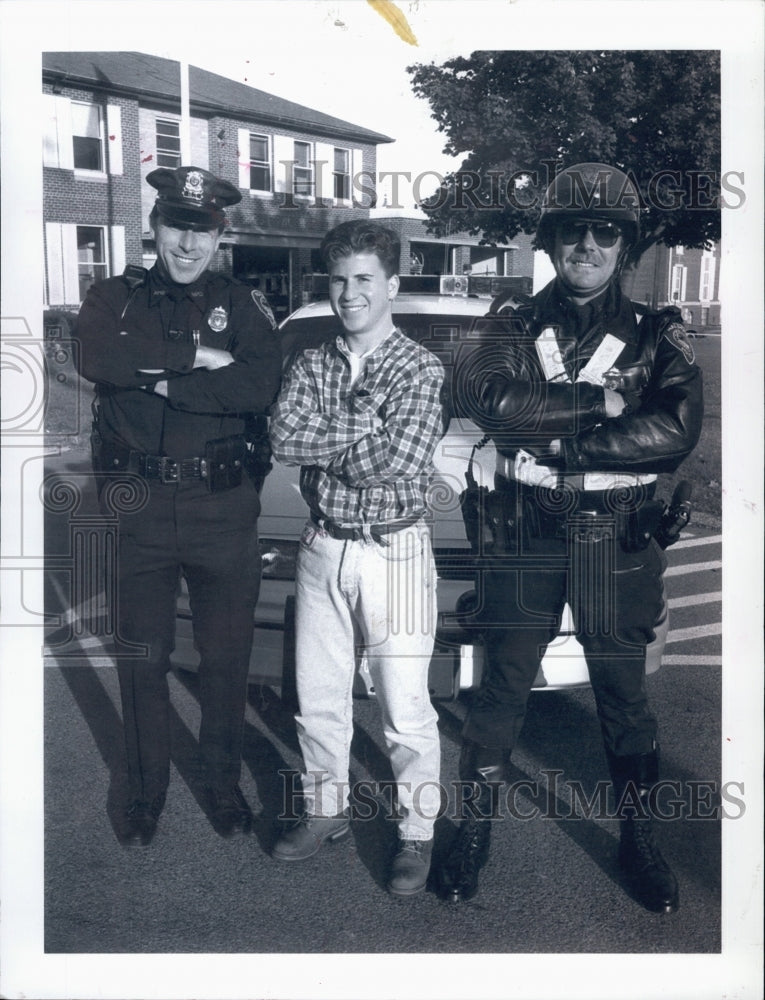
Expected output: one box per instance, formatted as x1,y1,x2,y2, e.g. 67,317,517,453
136,453,206,483
504,477,655,515
311,512,424,543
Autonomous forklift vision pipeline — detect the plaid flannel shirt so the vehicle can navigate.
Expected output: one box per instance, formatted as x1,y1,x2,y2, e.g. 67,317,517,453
269,328,446,526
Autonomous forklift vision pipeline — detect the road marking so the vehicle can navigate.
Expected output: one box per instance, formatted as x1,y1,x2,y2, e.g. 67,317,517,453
671,534,723,549
668,591,722,609
661,655,722,666
665,560,722,577
666,622,722,643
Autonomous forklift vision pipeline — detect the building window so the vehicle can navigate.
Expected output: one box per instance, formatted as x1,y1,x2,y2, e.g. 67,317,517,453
675,245,685,256
293,141,313,197
333,147,351,201
156,119,181,168
71,101,103,171
699,249,716,302
670,263,687,303
77,226,107,300
248,134,271,192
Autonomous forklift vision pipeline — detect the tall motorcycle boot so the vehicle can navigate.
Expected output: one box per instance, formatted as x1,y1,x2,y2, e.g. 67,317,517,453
438,741,509,903
608,748,680,914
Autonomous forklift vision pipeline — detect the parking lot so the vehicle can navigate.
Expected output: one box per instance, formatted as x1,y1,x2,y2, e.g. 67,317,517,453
42,439,723,957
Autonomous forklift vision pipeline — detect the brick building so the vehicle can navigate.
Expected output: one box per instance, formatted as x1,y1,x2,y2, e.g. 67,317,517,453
368,208,535,285
42,51,393,321
624,241,722,329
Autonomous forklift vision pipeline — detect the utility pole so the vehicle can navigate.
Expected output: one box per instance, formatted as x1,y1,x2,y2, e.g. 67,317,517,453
180,60,191,163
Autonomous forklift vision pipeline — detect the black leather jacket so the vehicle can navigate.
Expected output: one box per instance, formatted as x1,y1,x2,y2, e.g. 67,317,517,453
456,279,704,475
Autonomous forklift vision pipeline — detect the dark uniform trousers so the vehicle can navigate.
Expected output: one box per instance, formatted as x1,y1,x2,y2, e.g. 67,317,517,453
107,473,261,802
463,480,665,758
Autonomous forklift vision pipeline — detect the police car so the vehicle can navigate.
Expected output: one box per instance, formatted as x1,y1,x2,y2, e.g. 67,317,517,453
175,278,668,698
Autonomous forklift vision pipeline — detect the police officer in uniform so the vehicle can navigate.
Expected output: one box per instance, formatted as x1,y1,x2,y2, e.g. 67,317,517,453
75,166,282,844
440,163,703,911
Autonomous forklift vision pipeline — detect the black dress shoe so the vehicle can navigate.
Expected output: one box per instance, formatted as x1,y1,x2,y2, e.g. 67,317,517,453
204,784,253,837
120,794,165,847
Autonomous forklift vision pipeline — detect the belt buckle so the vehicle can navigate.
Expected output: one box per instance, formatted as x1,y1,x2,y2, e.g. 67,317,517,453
571,509,612,543
158,457,178,483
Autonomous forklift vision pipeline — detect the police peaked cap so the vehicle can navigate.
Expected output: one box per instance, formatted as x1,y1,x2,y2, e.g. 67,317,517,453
147,166,242,230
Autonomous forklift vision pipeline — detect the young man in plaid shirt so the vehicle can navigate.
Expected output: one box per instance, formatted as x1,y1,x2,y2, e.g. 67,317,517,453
269,220,446,896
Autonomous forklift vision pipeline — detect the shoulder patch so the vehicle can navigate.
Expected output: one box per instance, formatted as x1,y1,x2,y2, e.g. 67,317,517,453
663,322,695,364
250,289,277,330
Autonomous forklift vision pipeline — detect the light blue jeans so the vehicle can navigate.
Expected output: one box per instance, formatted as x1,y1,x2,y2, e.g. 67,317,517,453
293,519,441,840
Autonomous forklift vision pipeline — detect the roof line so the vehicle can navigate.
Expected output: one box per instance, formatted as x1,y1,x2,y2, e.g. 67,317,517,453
42,52,394,145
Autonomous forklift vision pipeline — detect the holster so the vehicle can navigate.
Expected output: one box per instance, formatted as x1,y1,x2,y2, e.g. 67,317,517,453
205,435,247,493
243,413,273,493
90,421,105,474
620,499,665,553
460,485,517,555
90,398,105,474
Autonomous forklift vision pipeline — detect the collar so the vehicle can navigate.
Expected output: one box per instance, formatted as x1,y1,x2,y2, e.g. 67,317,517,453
148,266,210,306
534,279,638,344
334,326,397,363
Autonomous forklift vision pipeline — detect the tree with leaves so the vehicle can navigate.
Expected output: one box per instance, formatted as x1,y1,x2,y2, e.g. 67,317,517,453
408,50,721,263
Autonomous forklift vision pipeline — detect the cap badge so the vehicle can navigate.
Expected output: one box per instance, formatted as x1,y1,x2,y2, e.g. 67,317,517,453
182,170,206,205
208,306,228,332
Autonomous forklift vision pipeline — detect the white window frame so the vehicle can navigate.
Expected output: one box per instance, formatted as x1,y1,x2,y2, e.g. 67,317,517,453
333,147,351,202
77,226,109,301
292,140,314,198
71,100,106,175
238,129,272,195
45,222,124,306
43,94,122,176
699,248,716,303
156,117,182,169
670,263,687,303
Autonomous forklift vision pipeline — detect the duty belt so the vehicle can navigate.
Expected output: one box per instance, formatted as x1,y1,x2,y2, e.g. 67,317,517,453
311,511,424,544
495,452,656,492
137,454,207,483
100,445,208,482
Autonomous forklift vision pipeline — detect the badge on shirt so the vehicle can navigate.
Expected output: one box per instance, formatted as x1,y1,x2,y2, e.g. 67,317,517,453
207,306,228,333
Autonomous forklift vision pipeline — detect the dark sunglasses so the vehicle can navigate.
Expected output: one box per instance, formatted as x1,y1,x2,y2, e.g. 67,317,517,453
558,220,623,248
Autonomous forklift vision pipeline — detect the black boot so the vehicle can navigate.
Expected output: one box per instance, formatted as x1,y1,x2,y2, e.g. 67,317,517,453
608,748,679,914
438,741,509,903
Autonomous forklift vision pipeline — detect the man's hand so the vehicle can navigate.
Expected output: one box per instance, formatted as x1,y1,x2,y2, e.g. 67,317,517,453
603,387,627,418
193,346,234,370
152,380,169,398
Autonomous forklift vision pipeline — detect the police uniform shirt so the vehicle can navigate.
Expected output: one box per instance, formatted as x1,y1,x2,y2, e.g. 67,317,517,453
75,266,282,459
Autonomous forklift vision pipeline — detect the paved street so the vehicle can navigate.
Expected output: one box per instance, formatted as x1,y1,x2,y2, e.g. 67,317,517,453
42,451,724,961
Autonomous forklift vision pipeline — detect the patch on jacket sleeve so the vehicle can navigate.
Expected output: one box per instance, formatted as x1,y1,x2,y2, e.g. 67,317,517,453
663,322,695,364
250,289,277,329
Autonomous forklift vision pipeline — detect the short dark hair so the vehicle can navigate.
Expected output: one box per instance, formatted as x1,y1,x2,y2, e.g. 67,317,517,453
319,221,401,278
